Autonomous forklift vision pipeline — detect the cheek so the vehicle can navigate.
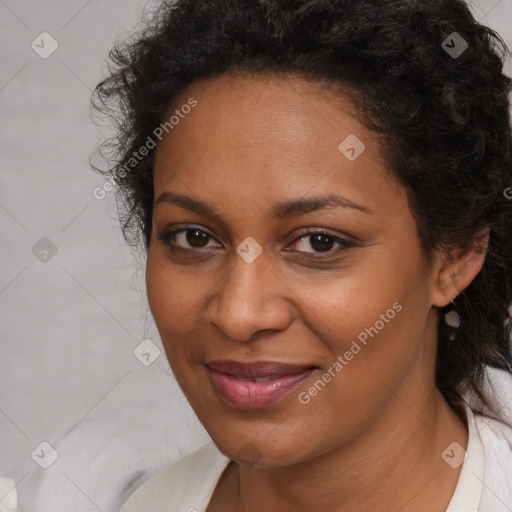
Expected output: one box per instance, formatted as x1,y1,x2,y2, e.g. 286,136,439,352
145,247,203,364
300,283,408,376
284,262,403,345
290,284,429,444
146,241,214,319
294,249,431,382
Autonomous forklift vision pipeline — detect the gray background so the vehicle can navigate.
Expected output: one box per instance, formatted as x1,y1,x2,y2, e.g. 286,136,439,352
1,1,511,511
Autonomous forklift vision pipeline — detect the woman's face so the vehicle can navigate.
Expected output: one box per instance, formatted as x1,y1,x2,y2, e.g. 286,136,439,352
146,72,444,466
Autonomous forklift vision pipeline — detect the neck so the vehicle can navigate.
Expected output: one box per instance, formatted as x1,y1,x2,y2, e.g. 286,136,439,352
225,387,468,512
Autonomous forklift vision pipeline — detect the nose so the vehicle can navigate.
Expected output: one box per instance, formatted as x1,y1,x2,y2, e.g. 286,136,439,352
206,251,293,342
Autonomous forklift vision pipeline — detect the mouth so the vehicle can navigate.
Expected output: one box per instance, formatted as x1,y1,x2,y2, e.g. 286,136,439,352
206,360,317,409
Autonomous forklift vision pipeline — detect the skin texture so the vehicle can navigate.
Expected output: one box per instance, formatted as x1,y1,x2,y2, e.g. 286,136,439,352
146,73,487,511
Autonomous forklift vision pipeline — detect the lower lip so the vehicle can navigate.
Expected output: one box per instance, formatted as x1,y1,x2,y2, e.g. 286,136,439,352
208,367,315,409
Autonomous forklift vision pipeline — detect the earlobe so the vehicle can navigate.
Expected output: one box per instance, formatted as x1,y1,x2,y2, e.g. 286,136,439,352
431,232,489,308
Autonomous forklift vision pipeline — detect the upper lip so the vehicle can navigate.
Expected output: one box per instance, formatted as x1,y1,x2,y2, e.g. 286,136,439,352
206,360,315,379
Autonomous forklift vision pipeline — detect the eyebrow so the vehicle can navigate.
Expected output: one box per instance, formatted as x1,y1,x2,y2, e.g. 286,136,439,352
154,192,373,219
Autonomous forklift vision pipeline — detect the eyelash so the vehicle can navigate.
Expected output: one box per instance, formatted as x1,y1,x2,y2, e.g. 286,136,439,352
157,225,356,259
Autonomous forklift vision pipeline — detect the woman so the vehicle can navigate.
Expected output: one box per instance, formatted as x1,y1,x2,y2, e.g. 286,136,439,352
92,0,512,510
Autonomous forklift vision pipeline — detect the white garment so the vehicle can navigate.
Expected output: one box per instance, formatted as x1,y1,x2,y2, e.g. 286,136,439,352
0,477,17,512
26,366,213,512
118,367,512,512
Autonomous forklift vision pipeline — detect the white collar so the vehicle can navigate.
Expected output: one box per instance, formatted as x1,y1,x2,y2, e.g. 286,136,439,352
445,402,485,512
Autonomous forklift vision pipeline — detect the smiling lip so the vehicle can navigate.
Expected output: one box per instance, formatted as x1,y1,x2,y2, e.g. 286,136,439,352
206,360,316,409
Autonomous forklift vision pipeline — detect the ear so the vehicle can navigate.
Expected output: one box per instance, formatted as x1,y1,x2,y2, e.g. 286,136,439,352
430,229,489,308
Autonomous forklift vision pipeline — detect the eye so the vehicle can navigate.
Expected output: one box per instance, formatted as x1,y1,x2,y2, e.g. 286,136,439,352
157,227,221,251
158,226,355,258
286,230,355,257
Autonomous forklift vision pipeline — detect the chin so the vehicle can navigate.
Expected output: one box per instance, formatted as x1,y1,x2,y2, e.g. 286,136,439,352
209,425,318,469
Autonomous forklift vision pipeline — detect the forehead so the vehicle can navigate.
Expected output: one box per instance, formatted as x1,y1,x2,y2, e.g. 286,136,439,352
152,72,404,219
165,71,365,152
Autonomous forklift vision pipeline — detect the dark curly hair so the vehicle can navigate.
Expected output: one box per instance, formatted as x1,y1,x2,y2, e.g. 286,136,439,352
92,0,512,412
